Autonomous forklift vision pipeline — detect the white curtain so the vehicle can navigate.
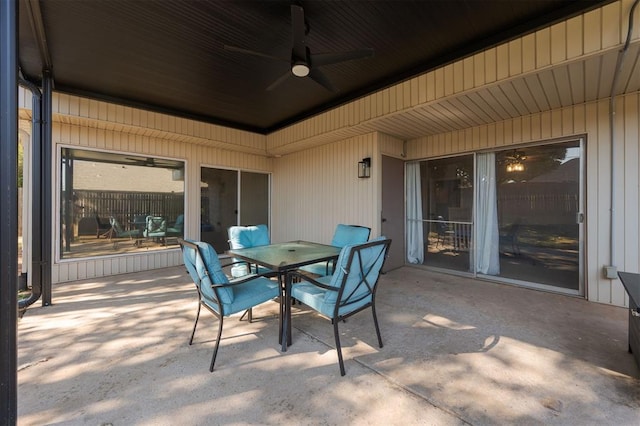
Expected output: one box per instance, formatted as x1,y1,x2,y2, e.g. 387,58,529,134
476,153,500,275
406,162,424,264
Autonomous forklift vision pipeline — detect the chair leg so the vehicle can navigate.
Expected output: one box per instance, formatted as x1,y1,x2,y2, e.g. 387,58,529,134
189,302,201,345
371,304,384,348
239,308,252,322
210,316,224,372
333,320,346,376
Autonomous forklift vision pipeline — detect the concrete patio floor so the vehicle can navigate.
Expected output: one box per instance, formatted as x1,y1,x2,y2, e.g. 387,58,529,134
17,266,640,425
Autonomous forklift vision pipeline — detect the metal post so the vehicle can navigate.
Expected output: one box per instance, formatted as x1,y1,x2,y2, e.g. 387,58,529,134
41,71,52,306
0,0,19,423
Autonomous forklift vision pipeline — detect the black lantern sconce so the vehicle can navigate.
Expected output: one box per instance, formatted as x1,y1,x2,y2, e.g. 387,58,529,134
358,157,371,178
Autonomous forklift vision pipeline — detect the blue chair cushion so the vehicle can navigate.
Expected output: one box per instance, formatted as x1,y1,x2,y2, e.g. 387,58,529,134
291,276,336,317
217,276,279,315
330,224,370,247
299,224,370,277
228,224,272,278
193,241,234,305
228,224,270,249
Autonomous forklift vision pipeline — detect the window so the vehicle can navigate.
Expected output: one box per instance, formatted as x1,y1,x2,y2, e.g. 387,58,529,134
59,148,185,259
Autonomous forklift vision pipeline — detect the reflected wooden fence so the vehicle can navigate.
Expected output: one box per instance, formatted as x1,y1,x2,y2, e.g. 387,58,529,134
71,190,184,226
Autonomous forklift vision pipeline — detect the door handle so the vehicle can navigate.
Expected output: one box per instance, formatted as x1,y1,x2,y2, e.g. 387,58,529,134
381,218,387,223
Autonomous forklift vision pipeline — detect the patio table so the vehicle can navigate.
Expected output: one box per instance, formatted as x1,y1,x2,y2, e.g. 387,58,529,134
227,241,341,352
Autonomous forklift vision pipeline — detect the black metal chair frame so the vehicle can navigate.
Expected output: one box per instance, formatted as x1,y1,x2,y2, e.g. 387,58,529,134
288,238,391,375
179,239,278,372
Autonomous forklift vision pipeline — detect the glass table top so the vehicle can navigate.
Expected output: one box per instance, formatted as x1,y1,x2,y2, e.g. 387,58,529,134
227,241,341,271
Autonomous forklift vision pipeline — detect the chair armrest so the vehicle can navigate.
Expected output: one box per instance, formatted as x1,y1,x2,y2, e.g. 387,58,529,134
220,259,251,269
288,271,338,292
223,270,279,286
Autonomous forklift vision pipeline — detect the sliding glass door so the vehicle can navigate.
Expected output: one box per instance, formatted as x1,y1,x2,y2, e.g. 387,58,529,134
406,139,583,294
200,167,270,253
491,141,582,291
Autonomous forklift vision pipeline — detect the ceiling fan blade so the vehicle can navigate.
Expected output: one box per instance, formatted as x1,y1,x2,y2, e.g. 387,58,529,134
223,44,287,62
311,48,375,67
266,70,292,91
291,4,307,60
308,68,336,92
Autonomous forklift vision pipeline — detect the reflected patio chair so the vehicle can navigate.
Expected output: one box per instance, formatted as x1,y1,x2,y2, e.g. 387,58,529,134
299,224,371,276
104,216,142,246
500,222,521,256
143,215,167,244
179,239,279,372
288,237,391,375
166,214,184,237
434,215,454,247
96,215,113,238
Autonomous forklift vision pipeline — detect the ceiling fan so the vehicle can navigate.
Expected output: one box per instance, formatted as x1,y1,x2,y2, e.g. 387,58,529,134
223,2,374,92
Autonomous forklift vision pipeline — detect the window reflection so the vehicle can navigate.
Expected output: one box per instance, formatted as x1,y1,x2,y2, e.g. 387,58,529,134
495,142,580,290
59,148,185,259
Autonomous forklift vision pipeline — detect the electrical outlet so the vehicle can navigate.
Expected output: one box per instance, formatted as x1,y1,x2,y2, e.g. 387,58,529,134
603,265,618,279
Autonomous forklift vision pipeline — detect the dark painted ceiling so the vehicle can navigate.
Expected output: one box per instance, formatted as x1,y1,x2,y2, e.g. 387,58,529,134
18,0,612,134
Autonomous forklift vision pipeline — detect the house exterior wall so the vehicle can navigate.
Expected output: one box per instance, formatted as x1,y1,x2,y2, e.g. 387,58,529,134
18,94,272,284
267,0,640,307
17,1,639,309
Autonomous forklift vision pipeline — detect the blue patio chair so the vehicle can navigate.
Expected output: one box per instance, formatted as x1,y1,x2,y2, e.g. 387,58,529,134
227,224,272,278
298,224,371,276
288,237,391,375
179,239,279,372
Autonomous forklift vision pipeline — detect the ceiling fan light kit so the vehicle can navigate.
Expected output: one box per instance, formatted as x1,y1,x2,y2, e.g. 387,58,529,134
291,62,310,77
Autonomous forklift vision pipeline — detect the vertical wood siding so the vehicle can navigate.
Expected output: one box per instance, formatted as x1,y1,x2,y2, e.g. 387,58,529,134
271,133,379,244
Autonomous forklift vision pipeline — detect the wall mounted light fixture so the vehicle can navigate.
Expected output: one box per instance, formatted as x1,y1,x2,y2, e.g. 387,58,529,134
358,157,371,178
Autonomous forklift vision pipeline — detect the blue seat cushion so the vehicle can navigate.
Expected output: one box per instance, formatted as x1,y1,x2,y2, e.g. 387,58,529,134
228,224,270,249
213,276,280,316
228,224,272,278
291,277,372,318
330,224,370,247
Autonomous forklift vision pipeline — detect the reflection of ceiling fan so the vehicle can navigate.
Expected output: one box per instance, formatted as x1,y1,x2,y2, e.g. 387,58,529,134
223,2,374,92
505,150,527,172
125,157,174,168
